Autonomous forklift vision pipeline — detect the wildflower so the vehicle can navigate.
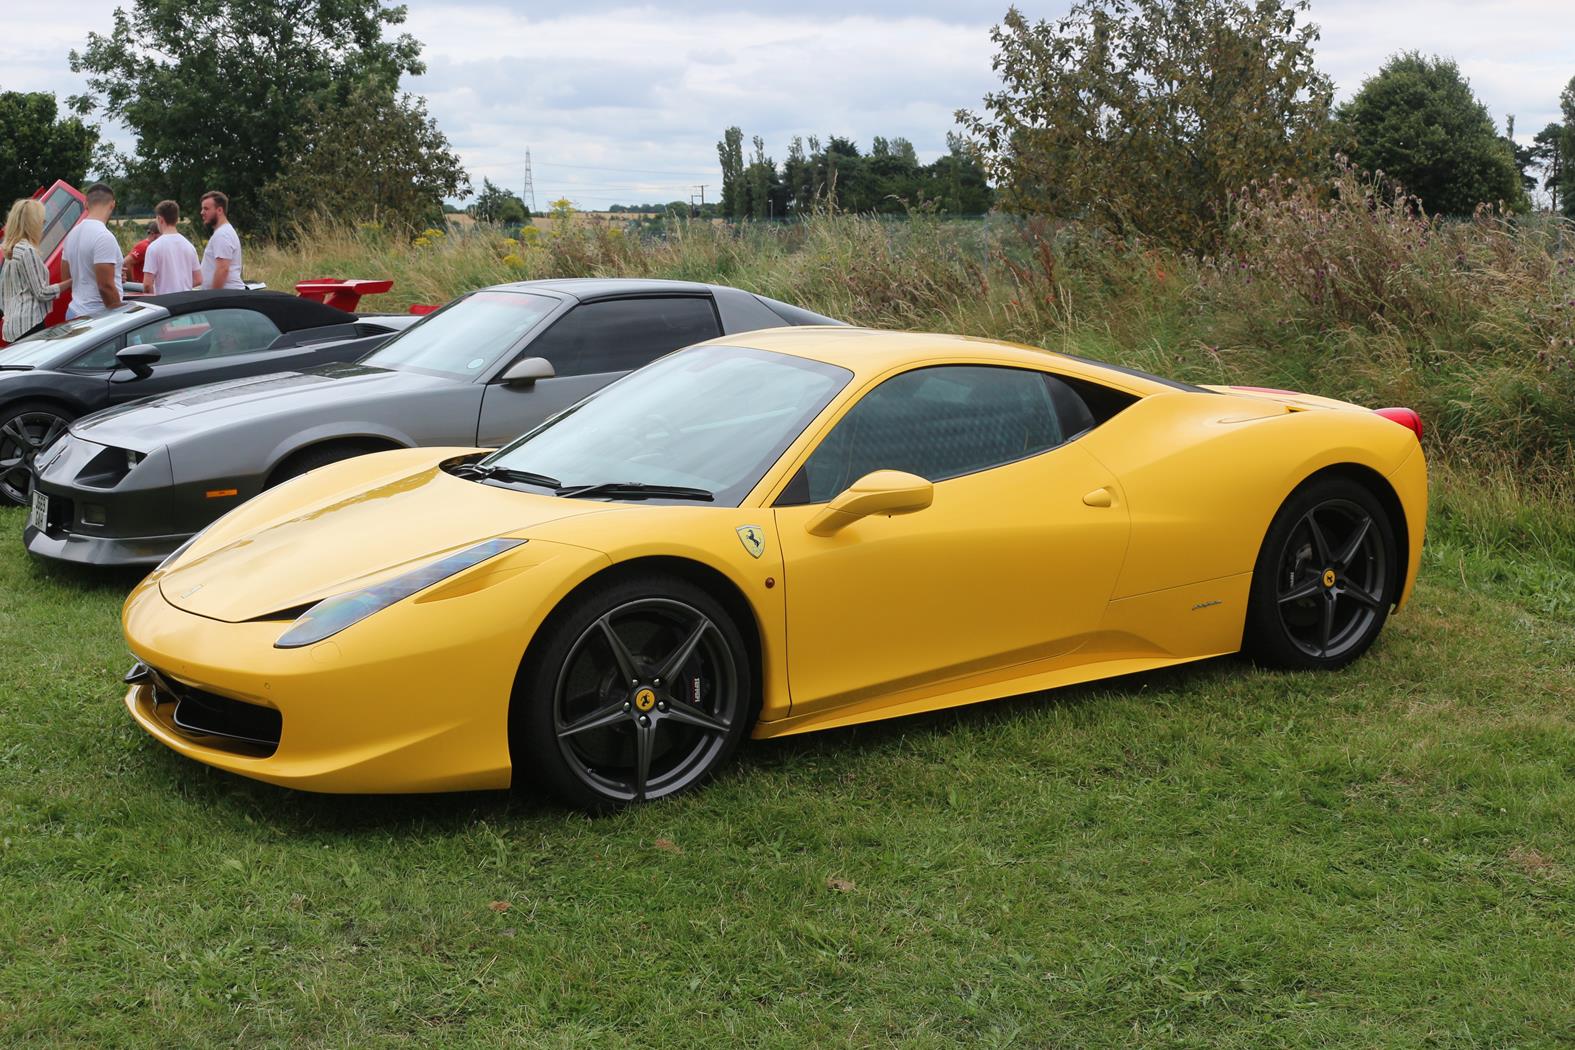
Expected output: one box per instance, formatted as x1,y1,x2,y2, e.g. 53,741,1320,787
502,253,524,268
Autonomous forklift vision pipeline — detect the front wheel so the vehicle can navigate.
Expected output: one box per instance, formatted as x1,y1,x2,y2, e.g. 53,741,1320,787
0,401,74,506
511,574,755,811
1243,477,1398,670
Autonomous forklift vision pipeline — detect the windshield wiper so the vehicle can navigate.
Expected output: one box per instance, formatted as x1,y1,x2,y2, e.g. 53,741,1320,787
455,463,562,488
556,481,714,502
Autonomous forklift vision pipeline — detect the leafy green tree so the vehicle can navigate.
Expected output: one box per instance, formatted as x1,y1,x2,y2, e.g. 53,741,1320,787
922,133,994,214
1530,122,1564,213
69,0,424,226
1561,77,1575,217
263,83,468,233
470,178,527,224
958,0,1333,249
0,91,98,206
1338,53,1527,215
716,127,745,220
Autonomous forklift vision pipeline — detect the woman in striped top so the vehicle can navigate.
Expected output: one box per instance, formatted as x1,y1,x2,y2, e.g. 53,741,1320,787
2,198,72,343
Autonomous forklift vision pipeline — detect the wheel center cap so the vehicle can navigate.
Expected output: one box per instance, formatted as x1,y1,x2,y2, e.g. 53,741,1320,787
633,686,658,712
1322,568,1337,589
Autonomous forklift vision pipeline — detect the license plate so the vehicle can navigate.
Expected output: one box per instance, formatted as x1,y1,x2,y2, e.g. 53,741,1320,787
28,490,48,533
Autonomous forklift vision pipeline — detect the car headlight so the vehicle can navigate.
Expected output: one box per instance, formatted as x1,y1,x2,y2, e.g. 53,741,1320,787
274,538,527,649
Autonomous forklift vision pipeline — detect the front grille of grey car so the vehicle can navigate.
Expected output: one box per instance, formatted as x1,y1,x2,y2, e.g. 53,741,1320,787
139,664,282,757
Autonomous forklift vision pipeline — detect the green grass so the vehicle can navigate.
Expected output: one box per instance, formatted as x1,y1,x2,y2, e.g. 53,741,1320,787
1,468,1571,1045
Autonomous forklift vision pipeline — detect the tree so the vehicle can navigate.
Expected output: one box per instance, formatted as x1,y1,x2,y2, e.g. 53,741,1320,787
958,0,1333,249
470,178,527,224
1531,123,1564,213
263,83,468,233
1338,53,1527,215
0,91,98,206
1561,77,1575,217
70,0,424,227
716,127,745,220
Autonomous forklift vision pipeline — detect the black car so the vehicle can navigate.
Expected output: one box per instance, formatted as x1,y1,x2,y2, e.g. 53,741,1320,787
0,289,414,504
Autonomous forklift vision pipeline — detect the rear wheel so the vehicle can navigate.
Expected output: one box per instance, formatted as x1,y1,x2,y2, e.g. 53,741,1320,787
0,401,74,505
1244,477,1398,670
511,574,754,811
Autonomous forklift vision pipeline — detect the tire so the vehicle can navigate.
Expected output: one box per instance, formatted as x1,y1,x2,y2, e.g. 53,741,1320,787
266,443,373,488
511,573,755,812
0,401,74,506
1243,476,1399,671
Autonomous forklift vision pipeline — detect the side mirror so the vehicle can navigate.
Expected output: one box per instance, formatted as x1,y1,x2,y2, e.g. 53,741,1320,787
500,356,555,386
806,470,933,536
115,345,162,379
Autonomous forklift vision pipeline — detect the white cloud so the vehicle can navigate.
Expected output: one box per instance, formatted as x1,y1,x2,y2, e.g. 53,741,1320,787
8,1,1573,208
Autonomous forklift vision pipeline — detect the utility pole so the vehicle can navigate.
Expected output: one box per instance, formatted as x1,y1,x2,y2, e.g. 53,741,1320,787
523,149,537,215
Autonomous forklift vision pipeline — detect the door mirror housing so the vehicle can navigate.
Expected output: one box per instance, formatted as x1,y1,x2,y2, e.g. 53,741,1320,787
500,356,555,386
114,345,161,379
806,470,934,536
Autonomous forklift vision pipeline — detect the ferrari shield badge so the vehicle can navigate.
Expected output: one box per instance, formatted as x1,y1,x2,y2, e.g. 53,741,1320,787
736,525,767,559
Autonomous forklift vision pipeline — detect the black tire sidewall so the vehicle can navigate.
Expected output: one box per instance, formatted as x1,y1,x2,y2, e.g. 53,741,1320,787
1244,476,1398,671
510,573,755,811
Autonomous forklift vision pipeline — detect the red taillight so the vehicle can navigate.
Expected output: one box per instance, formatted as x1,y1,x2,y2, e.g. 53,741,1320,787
1374,407,1423,440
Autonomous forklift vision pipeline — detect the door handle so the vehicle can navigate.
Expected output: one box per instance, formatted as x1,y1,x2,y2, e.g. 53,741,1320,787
1082,487,1114,508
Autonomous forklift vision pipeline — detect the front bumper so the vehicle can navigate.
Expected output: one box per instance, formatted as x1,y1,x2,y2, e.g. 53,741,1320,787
121,539,610,793
26,434,252,567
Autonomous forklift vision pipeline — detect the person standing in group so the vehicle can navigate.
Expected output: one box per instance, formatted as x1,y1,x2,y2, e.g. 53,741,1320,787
199,190,243,290
122,220,159,288
60,182,122,318
1,198,72,341
140,200,200,296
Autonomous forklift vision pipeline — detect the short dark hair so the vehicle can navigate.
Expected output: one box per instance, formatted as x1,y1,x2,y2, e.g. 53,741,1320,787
85,182,116,207
145,221,159,236
155,200,180,225
201,190,229,213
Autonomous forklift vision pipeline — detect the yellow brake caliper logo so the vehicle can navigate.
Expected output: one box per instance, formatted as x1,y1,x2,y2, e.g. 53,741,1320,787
633,687,657,712
736,525,766,559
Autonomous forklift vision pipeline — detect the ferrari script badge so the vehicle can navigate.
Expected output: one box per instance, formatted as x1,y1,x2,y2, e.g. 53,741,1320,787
736,525,766,559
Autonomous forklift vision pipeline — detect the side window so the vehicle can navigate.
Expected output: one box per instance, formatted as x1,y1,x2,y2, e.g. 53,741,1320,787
784,366,1077,505
526,297,721,378
123,309,281,364
38,190,84,260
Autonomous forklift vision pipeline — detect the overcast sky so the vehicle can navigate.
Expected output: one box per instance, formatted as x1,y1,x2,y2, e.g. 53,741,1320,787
5,1,1572,209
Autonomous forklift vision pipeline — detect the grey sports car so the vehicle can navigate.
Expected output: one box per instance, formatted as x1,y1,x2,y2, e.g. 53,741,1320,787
25,278,841,566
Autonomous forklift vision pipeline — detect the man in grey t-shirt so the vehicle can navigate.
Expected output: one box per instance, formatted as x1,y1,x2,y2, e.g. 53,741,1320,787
199,189,244,290
61,182,124,318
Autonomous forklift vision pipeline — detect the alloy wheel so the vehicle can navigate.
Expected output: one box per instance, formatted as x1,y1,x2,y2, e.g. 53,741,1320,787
552,596,741,803
1274,497,1389,660
0,409,70,505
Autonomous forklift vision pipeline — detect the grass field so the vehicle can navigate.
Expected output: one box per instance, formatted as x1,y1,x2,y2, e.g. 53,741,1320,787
1,461,1571,1045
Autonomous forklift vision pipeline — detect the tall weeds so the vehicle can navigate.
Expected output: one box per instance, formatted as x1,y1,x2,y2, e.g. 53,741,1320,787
249,195,1575,483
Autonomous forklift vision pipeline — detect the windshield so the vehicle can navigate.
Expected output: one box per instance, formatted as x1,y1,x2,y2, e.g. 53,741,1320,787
363,289,558,379
482,344,852,505
0,303,155,369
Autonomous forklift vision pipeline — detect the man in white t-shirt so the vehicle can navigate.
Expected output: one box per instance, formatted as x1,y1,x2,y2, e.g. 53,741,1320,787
199,189,244,290
141,199,201,296
60,182,123,318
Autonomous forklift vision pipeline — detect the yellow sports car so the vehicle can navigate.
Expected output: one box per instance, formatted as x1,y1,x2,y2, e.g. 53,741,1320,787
122,328,1426,808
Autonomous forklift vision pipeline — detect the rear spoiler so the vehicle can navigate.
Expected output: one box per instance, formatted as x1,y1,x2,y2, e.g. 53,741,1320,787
294,278,394,312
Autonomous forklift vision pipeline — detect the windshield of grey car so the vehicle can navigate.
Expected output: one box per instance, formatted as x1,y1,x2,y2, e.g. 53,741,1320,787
362,290,558,379
480,344,852,506
0,302,155,369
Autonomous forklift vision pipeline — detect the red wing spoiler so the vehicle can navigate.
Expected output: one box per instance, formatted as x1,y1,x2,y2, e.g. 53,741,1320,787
293,278,395,313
